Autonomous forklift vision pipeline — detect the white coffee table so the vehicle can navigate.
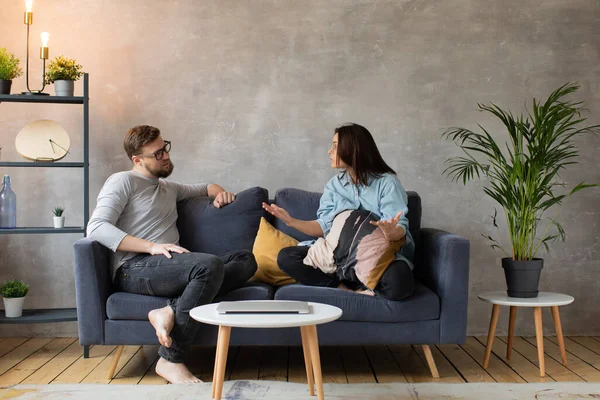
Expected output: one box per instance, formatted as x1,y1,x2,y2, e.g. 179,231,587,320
191,301,342,400
478,291,574,377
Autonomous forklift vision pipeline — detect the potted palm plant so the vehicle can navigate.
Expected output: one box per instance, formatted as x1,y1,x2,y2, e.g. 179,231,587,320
443,83,599,298
0,279,29,317
45,55,83,96
0,48,23,95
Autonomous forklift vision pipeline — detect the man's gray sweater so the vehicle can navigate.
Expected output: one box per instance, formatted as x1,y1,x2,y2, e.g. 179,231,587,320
86,170,208,280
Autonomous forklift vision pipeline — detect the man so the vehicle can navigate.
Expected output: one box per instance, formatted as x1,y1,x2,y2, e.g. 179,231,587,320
87,125,257,384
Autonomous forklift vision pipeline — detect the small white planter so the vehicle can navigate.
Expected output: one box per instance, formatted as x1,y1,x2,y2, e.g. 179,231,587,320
3,297,25,318
53,216,65,228
54,80,75,97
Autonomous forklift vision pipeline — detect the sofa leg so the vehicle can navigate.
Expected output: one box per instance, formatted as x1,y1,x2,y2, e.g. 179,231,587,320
83,345,90,359
106,345,124,380
422,345,440,379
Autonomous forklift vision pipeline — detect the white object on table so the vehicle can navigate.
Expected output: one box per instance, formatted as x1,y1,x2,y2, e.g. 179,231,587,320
478,291,574,377
191,301,342,400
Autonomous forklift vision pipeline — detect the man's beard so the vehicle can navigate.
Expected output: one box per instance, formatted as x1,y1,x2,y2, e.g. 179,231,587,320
148,160,174,178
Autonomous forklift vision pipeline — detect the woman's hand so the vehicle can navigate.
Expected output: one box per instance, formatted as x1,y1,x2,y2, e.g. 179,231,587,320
370,212,405,241
262,202,294,226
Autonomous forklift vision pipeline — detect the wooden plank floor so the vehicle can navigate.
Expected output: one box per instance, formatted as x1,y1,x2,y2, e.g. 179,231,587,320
1,337,600,385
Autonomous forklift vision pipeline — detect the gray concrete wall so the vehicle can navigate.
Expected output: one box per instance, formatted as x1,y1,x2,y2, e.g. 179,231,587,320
0,0,598,337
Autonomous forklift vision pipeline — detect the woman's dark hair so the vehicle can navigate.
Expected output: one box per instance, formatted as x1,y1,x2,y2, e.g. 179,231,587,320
335,123,396,186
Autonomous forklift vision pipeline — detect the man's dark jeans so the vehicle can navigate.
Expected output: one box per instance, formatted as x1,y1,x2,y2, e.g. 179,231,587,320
114,249,257,363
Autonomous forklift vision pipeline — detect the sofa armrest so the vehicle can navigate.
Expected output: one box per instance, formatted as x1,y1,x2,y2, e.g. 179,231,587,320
73,238,112,345
416,228,470,344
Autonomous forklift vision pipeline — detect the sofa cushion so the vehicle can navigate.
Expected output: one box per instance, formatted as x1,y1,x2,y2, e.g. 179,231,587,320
273,188,422,243
107,282,274,320
304,209,405,290
274,282,439,323
251,217,298,286
177,186,268,256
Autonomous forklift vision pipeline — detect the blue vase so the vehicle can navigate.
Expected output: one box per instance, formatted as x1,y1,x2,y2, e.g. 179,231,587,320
0,175,17,228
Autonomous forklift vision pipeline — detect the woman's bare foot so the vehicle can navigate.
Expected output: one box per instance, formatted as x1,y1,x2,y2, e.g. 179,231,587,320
337,283,375,296
355,289,376,296
156,357,202,384
337,282,353,292
148,305,174,348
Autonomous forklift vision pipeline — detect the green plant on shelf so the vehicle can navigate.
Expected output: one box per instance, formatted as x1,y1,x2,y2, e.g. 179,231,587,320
0,280,29,298
0,48,23,81
45,56,83,84
53,207,64,217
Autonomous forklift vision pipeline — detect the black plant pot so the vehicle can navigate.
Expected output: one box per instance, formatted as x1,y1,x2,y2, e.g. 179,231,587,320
0,80,12,95
502,258,543,298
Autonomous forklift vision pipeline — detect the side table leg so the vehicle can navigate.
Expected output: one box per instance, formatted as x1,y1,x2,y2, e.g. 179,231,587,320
483,304,500,368
534,307,545,377
300,326,315,396
214,326,231,400
306,325,324,400
507,306,517,360
551,306,568,366
212,326,223,399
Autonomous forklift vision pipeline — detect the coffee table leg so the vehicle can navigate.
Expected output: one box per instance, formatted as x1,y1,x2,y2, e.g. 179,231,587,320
300,326,315,396
306,325,324,400
534,307,545,377
212,326,222,398
483,304,500,368
551,306,567,366
214,325,231,400
507,306,517,360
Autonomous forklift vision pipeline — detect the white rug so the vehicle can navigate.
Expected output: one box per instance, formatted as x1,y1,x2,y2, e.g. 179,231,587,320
1,382,600,399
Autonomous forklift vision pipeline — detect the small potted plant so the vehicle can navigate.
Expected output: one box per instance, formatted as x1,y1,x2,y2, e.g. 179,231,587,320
0,48,23,95
45,55,83,96
0,280,29,318
53,206,65,228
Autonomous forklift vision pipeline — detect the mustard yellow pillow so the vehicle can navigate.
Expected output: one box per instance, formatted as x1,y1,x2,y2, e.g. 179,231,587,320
251,217,297,286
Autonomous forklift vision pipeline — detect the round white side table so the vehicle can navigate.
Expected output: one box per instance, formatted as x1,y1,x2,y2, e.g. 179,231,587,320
190,301,342,400
478,291,574,377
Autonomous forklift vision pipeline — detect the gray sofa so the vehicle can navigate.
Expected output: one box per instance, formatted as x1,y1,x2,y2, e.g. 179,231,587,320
74,186,470,378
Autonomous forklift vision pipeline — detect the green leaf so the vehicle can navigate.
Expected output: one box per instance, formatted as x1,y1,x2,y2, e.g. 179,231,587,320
569,182,599,196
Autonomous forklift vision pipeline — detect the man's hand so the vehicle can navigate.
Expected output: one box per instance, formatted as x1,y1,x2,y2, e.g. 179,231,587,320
213,191,236,208
370,212,405,241
149,243,190,259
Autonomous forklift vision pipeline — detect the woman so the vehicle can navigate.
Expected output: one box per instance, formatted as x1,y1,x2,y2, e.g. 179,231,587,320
262,123,415,301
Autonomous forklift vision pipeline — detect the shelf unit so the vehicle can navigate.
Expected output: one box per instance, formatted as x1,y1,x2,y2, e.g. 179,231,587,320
0,73,89,324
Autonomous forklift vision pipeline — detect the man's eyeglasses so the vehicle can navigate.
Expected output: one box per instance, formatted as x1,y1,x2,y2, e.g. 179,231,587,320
137,141,171,160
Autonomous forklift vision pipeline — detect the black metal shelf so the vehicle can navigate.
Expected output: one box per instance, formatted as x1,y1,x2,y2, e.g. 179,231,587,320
0,74,89,334
0,227,84,234
0,162,84,168
0,308,77,324
0,94,84,104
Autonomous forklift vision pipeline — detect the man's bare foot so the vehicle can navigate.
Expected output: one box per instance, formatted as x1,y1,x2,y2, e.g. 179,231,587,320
148,305,174,348
156,357,202,384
